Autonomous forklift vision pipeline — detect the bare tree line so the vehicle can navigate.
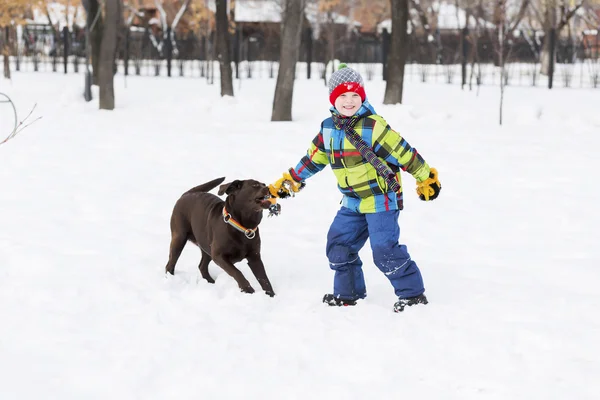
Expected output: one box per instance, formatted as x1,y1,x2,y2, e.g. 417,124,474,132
3,0,600,118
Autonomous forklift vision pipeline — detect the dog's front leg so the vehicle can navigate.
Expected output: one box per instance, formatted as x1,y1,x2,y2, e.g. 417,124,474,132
247,253,275,297
212,255,255,293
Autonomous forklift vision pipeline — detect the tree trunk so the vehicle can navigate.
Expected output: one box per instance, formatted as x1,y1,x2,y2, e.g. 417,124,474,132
540,1,556,76
499,23,505,126
3,53,9,80
215,0,234,96
540,36,552,75
84,0,104,85
3,27,10,79
2,48,9,79
98,0,121,110
383,0,409,104
305,26,313,79
271,0,306,121
547,27,556,88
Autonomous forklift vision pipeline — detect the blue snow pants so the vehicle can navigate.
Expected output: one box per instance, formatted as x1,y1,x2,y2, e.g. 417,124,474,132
326,207,425,300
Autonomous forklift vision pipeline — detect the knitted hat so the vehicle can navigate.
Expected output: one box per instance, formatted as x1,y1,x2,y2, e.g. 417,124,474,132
328,63,366,105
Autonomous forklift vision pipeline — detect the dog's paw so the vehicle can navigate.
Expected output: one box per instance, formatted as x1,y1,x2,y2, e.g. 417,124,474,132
265,290,276,297
241,286,255,294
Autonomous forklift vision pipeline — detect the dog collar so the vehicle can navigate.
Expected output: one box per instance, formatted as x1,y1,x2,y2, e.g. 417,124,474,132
222,207,257,239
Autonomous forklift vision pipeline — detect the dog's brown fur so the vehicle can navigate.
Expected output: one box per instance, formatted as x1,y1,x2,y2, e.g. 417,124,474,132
165,177,275,296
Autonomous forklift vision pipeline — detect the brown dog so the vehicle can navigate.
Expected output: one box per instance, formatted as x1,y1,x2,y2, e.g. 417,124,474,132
165,177,276,296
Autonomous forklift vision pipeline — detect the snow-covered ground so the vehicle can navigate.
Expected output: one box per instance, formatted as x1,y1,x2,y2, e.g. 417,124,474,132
1,71,599,399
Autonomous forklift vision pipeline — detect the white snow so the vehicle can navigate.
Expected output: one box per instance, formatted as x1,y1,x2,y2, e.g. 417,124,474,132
1,66,599,399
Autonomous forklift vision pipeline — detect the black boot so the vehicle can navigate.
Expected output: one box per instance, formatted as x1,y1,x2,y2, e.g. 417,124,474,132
323,294,357,307
393,294,428,312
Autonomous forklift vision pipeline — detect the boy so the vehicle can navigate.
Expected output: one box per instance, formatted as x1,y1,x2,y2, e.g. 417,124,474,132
270,64,441,312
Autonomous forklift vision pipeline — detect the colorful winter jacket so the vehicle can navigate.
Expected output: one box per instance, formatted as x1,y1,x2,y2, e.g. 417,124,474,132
289,100,430,213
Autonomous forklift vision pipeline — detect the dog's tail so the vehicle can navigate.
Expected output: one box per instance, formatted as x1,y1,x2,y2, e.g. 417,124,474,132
183,177,226,195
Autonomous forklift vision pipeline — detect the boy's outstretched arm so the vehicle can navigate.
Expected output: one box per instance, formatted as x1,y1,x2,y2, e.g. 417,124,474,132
371,117,441,201
269,127,329,198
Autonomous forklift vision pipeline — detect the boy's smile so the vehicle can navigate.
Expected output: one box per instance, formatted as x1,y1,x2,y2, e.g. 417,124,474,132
334,92,362,117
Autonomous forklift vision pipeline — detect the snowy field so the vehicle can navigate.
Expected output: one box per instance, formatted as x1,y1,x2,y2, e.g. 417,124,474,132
1,71,599,399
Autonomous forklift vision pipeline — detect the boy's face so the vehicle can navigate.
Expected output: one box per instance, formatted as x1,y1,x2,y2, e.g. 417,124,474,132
334,92,362,117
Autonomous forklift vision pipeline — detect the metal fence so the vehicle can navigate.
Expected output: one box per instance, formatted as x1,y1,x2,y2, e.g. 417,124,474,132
2,24,599,89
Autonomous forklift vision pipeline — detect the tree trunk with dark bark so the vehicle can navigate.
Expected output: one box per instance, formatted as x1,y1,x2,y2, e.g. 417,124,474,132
2,53,9,80
2,26,10,79
98,0,121,110
271,0,306,121
83,0,104,85
499,22,505,126
383,0,409,104
540,1,582,76
540,2,556,76
2,48,9,79
216,0,234,96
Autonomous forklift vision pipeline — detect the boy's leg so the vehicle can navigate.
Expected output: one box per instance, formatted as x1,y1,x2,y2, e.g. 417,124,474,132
366,210,425,299
326,207,369,301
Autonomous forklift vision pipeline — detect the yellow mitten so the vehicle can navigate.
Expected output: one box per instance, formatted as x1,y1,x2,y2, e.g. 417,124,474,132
269,172,304,199
416,168,441,201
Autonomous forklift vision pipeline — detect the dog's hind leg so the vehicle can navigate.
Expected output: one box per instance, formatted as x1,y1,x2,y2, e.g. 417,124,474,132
198,250,215,284
165,233,187,275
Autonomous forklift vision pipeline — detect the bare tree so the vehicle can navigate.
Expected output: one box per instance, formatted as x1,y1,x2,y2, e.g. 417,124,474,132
82,0,104,85
98,0,124,110
531,0,584,76
317,0,350,76
150,0,193,58
497,0,507,125
1,1,29,79
383,0,410,104
467,0,486,92
2,27,12,79
409,0,447,66
215,0,234,96
272,0,307,121
493,0,529,125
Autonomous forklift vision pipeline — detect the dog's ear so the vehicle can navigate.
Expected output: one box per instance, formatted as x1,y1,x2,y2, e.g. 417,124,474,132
218,180,243,196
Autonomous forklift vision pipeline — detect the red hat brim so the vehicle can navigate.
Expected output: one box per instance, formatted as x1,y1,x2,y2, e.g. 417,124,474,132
329,82,366,105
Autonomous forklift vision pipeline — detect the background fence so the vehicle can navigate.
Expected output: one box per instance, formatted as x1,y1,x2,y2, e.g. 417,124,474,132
2,24,599,89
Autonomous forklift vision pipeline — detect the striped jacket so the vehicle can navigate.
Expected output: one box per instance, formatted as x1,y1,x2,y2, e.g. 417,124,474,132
289,100,430,213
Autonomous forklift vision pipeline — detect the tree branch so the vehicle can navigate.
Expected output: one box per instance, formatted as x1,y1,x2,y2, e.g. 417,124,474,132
0,93,42,147
126,4,145,26
45,1,58,35
154,0,169,40
410,0,433,36
528,0,544,27
508,0,530,33
557,1,584,31
172,0,192,31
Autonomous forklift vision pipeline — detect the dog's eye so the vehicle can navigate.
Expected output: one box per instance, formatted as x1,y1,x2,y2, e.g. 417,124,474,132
253,183,260,188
